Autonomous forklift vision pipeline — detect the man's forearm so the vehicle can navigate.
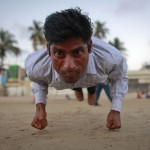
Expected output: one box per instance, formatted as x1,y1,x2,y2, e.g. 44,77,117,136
110,76,128,112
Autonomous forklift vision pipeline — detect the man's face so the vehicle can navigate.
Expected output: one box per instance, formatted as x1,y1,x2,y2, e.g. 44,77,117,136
49,38,92,83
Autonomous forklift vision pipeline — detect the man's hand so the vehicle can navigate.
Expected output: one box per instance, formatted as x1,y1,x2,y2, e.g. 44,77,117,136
31,103,48,130
106,110,121,130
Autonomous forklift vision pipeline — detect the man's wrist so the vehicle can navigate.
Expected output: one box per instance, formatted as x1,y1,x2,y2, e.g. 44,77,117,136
36,103,46,111
111,110,120,113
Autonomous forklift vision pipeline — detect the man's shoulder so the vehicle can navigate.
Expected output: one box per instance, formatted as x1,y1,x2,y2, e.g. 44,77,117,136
25,49,51,68
92,37,107,47
25,49,52,81
91,37,123,62
25,49,49,61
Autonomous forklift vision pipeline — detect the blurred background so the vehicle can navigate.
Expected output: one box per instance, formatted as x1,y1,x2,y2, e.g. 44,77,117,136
0,0,150,96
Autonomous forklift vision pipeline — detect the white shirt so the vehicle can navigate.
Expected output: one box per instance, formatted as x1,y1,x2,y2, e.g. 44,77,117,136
25,37,128,112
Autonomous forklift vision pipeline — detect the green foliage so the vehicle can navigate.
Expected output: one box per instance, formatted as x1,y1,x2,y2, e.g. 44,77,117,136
28,20,46,50
0,29,21,66
94,21,109,39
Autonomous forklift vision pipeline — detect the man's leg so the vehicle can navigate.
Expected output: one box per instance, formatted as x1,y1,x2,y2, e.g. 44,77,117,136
72,88,84,101
87,86,96,105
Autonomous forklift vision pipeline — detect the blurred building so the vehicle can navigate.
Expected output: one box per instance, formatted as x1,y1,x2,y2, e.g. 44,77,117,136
128,69,150,92
0,65,30,96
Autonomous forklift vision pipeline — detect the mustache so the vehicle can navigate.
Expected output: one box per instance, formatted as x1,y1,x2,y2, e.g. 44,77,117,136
60,68,79,74
61,71,79,75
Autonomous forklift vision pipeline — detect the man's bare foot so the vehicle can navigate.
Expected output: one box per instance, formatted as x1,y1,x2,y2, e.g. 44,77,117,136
75,90,84,101
88,93,96,105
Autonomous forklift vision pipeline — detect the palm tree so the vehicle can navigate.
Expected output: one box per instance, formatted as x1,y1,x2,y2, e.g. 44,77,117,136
109,37,127,57
0,29,21,66
94,21,109,39
28,20,46,50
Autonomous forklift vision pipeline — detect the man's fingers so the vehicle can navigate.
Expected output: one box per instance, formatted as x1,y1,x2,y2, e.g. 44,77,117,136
106,120,113,128
39,118,48,128
109,123,116,129
31,121,42,129
39,119,48,129
107,122,121,130
31,119,48,130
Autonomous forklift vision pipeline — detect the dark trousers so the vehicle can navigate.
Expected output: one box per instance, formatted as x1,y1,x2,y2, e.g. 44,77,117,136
72,86,96,95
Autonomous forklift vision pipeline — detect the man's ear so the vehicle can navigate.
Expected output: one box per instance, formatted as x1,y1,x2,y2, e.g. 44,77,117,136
47,43,51,56
88,40,93,53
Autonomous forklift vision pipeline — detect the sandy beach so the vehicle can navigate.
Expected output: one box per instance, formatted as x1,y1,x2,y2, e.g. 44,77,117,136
0,92,150,150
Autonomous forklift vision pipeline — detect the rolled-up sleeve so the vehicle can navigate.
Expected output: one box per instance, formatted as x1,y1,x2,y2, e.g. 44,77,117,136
109,57,128,112
32,82,48,105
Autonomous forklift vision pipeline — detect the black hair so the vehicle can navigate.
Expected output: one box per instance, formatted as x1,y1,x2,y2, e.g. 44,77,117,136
44,7,93,45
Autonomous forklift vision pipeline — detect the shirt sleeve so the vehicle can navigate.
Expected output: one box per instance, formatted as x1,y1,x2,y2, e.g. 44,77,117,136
32,82,48,105
108,57,128,112
24,50,51,105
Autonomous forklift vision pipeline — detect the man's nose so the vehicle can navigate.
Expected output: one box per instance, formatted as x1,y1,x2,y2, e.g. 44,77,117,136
63,55,76,70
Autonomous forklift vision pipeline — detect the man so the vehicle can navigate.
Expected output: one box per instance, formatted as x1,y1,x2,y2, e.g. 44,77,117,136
25,8,128,130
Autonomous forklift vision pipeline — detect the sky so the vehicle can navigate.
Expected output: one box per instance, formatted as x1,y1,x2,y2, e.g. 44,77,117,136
0,0,150,70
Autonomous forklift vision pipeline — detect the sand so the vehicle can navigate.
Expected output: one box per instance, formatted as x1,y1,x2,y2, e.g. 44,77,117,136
0,92,150,150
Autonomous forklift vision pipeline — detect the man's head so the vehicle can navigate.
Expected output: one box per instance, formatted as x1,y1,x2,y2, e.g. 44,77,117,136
44,8,93,83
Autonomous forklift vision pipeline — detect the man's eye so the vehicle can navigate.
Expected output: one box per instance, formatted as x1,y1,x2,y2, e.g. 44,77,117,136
73,50,81,56
55,51,65,57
